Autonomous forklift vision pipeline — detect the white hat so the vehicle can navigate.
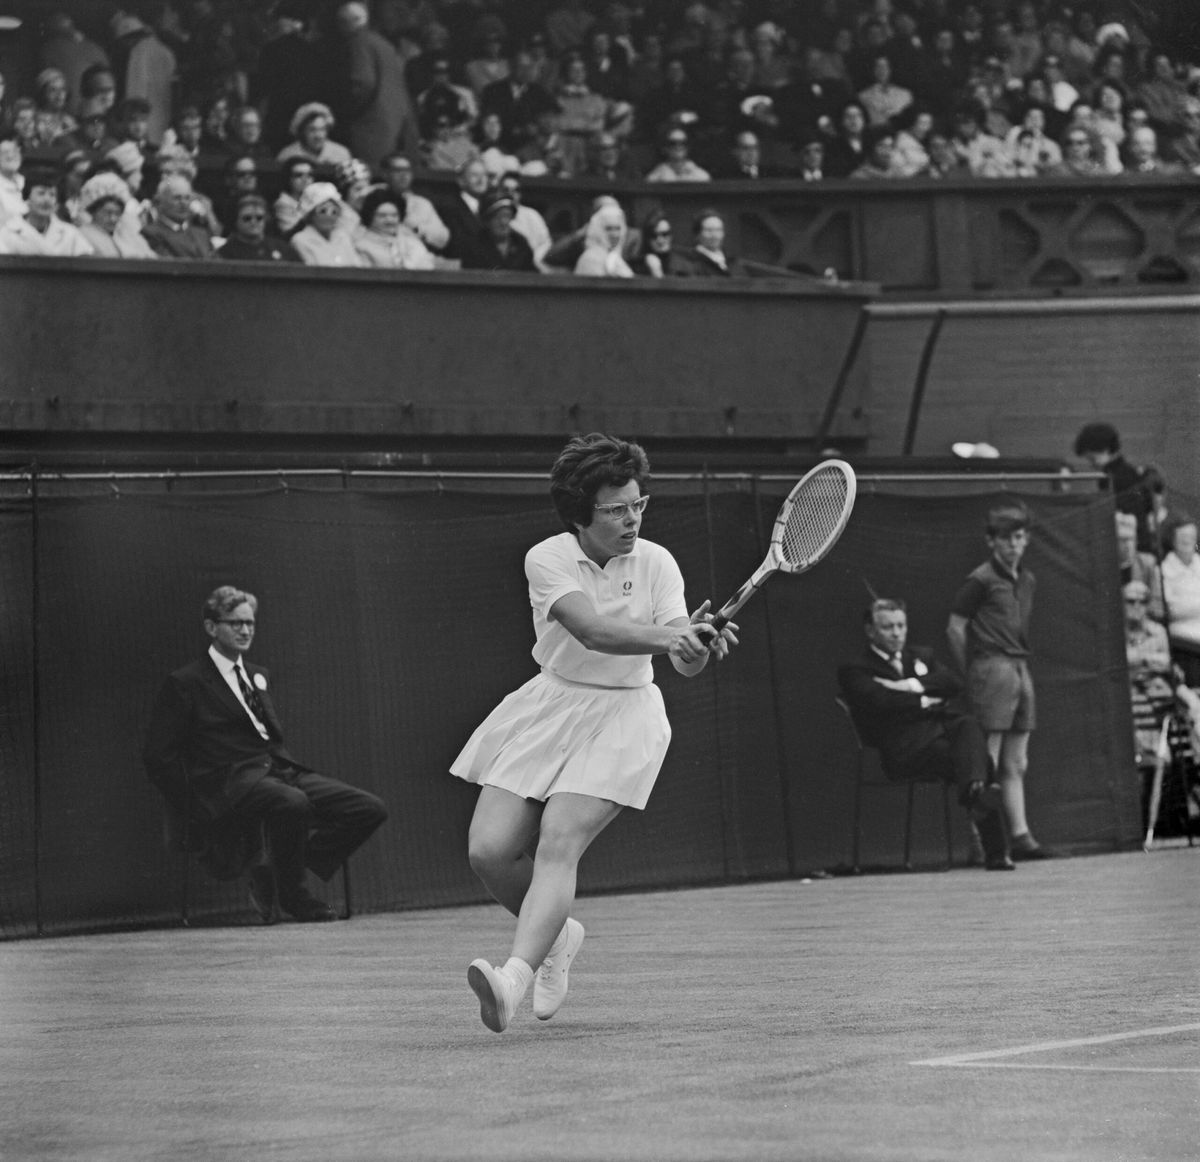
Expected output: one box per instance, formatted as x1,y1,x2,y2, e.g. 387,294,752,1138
1095,22,1129,46
79,172,132,212
289,101,335,140
297,181,342,218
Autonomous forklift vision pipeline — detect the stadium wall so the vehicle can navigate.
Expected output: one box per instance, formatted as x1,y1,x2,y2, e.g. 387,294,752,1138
0,479,1137,938
862,297,1200,503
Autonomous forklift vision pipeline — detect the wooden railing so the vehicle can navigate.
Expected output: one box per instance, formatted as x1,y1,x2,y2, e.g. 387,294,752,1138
409,170,1200,294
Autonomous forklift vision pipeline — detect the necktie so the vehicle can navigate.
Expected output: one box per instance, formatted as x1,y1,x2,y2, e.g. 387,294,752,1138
234,663,267,726
891,654,904,677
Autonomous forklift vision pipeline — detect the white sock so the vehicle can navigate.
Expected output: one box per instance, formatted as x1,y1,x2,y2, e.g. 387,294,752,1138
503,957,534,995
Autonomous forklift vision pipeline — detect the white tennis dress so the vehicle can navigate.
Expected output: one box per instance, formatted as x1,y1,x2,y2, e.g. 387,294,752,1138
450,531,689,809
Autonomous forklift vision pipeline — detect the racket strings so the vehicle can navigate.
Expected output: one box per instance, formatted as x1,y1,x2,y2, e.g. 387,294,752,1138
779,469,850,567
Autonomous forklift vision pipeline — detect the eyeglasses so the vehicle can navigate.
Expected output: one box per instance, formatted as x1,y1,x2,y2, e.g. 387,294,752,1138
652,228,672,238
594,496,649,520
217,619,256,630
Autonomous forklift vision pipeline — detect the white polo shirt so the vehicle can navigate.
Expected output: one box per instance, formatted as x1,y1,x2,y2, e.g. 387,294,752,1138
526,532,688,688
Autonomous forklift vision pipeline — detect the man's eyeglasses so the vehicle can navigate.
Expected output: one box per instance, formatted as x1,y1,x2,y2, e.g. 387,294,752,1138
594,496,649,520
218,619,256,629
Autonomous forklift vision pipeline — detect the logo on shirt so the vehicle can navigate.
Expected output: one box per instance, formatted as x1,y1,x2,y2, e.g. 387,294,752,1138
622,581,633,595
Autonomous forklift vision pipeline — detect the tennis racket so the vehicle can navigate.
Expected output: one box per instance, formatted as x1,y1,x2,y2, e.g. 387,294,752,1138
707,459,857,632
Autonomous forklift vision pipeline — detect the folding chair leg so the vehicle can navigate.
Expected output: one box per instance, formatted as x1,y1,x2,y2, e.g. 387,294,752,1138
851,755,865,874
179,810,191,927
902,781,916,870
1144,717,1172,851
340,861,353,920
942,782,954,868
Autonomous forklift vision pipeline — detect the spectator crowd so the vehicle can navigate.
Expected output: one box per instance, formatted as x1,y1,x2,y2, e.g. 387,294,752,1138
1,0,1199,269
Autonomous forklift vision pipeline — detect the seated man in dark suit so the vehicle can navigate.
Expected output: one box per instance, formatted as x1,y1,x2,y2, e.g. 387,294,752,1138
144,586,388,922
838,597,1013,870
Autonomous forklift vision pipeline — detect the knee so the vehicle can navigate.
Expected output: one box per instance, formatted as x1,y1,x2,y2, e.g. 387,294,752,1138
467,832,518,878
533,822,587,867
266,783,313,820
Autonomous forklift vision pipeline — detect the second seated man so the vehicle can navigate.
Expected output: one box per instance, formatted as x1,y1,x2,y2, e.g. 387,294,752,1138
839,597,1013,870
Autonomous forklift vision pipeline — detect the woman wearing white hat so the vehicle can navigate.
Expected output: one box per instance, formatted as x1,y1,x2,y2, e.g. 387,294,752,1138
77,173,155,259
277,102,353,168
289,181,363,266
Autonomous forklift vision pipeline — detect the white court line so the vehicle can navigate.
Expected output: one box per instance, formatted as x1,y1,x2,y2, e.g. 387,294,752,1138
911,1022,1200,1069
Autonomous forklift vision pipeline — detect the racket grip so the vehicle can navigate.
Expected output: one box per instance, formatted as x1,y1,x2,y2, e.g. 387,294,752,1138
709,614,728,633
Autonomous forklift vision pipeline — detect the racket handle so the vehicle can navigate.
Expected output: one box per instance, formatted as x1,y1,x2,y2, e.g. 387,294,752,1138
709,614,729,633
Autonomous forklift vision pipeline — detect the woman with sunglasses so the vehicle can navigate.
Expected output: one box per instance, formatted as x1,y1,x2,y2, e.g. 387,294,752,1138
216,194,299,262
632,208,686,277
453,433,738,1033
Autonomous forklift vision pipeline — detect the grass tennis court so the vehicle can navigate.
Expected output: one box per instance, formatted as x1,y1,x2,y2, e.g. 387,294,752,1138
2,848,1195,1162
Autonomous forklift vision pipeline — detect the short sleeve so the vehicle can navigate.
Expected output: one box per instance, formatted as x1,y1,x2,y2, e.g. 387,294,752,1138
525,538,583,620
649,544,688,625
950,574,987,620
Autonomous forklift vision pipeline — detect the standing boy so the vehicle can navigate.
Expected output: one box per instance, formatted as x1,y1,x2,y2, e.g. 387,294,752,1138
947,502,1054,860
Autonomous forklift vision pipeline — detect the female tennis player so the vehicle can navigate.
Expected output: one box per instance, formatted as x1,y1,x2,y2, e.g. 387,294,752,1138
452,433,738,1032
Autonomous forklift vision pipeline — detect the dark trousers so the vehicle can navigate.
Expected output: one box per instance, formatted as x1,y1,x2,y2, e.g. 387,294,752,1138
894,712,992,806
895,713,1008,860
235,766,387,900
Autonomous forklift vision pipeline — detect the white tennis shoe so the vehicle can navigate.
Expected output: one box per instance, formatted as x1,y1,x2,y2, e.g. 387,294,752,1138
467,959,523,1033
533,918,585,1021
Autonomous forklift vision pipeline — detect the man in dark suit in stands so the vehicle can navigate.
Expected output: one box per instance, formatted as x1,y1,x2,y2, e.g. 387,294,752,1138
438,157,490,260
144,586,387,922
838,597,1013,870
480,49,559,151
710,130,780,179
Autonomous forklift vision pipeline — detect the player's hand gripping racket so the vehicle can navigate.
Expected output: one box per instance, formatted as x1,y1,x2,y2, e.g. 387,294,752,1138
707,460,857,634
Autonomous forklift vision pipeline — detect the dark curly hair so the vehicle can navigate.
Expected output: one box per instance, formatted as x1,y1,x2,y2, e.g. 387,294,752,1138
550,433,650,532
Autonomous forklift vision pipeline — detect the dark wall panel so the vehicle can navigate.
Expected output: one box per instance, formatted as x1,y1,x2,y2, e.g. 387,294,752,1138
2,483,1138,936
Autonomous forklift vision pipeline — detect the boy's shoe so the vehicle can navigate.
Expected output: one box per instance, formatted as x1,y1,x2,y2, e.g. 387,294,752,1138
1010,832,1056,860
533,918,585,1021
468,960,522,1033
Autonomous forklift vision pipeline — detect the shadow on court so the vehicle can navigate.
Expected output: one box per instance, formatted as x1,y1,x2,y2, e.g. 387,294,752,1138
1,850,1196,1162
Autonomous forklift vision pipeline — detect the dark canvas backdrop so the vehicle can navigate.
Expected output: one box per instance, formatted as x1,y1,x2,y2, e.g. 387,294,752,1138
0,483,1137,937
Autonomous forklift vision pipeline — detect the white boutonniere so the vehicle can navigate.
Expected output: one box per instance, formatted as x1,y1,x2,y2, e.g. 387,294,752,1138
913,659,928,677
253,673,267,691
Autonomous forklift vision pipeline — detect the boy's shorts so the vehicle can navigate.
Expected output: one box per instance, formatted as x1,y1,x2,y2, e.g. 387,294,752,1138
967,654,1035,732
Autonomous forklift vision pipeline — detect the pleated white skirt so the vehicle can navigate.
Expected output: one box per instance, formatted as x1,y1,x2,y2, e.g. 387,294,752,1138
449,670,672,810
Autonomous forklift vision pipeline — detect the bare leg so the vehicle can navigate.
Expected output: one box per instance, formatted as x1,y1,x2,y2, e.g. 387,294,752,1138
467,786,543,916
987,730,1031,838
510,792,623,969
